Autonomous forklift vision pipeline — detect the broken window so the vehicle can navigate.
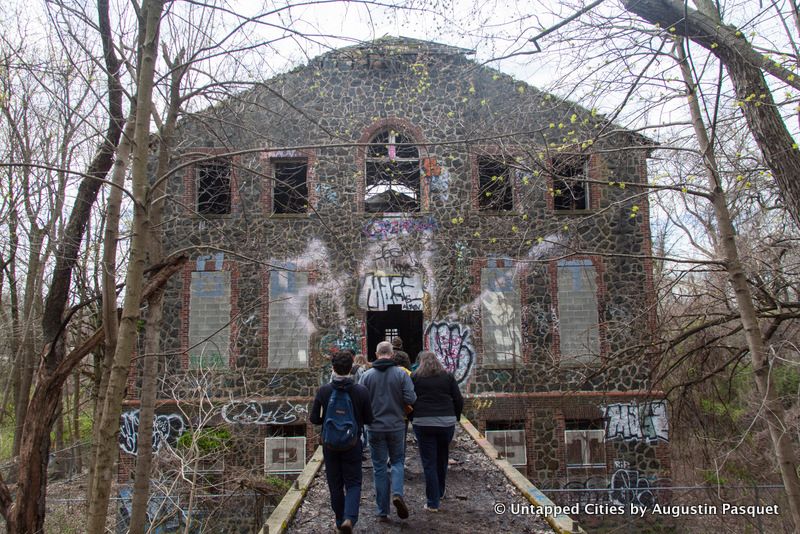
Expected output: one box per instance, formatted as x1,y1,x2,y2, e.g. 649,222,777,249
197,159,232,215
565,419,605,468
551,156,588,211
273,159,309,214
365,130,420,212
477,156,513,211
486,421,527,466
480,266,522,366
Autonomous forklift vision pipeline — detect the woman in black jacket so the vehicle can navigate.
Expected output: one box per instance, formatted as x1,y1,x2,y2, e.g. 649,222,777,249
411,351,464,512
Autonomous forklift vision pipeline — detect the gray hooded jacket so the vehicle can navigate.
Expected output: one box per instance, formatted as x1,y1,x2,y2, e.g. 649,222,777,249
359,358,416,432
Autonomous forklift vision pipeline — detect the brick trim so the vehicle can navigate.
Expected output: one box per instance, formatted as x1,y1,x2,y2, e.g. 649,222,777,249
260,148,318,215
179,258,240,369
355,117,430,213
637,156,658,339
182,148,242,216
548,255,608,365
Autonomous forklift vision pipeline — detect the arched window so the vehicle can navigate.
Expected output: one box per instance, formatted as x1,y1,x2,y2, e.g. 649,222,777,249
364,130,420,213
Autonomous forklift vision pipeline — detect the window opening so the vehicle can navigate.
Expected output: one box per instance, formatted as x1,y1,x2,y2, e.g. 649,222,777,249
197,159,232,215
565,419,605,468
365,130,420,212
478,156,513,211
273,160,309,214
485,421,527,466
552,157,588,211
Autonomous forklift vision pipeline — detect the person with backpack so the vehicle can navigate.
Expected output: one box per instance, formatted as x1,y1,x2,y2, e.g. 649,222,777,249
310,351,374,534
359,341,416,522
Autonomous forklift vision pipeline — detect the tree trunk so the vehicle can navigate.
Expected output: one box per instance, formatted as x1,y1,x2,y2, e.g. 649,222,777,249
87,107,136,504
676,39,800,530
13,228,45,458
73,370,82,473
86,2,165,531
622,0,800,225
129,46,185,534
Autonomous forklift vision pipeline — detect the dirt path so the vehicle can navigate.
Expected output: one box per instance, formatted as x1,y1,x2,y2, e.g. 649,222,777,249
287,428,554,533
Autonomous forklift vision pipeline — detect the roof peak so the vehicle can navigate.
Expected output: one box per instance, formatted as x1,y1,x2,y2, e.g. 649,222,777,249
325,35,475,58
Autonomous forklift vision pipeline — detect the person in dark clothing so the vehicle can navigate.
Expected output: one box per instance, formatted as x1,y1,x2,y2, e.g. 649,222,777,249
310,352,374,533
391,337,411,370
359,341,416,521
411,351,464,512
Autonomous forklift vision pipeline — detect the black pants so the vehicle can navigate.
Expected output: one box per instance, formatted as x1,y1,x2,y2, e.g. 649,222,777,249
323,441,363,527
413,425,455,509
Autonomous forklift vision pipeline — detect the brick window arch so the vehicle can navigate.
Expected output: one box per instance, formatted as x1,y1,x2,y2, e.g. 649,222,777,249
356,118,429,213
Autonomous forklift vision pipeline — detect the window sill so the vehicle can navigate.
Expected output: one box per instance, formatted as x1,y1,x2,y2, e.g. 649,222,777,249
268,212,314,219
481,363,523,370
192,213,234,219
474,210,522,216
361,211,431,217
552,209,595,215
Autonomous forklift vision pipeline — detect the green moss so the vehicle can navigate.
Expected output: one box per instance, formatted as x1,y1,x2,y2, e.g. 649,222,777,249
177,427,232,454
265,475,292,493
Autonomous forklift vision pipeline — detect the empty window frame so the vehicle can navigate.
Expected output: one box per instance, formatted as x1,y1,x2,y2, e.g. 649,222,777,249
273,159,309,214
551,156,589,211
477,156,513,211
565,419,605,468
485,421,527,466
197,159,232,215
365,130,420,213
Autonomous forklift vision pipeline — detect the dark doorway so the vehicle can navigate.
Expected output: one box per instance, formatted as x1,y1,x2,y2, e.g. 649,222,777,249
366,305,423,363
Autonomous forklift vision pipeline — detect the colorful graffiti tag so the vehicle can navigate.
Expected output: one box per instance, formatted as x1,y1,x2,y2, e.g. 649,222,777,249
426,321,475,385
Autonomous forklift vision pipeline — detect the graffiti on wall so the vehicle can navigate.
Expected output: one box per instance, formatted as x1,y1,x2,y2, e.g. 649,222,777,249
603,401,669,442
363,217,437,240
314,183,338,206
561,471,671,508
319,317,363,355
118,487,186,533
359,273,423,311
196,252,224,272
119,411,186,456
424,158,450,202
426,321,475,384
221,400,308,425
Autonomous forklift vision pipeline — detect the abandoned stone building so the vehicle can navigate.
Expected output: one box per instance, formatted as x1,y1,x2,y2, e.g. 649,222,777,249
119,36,669,515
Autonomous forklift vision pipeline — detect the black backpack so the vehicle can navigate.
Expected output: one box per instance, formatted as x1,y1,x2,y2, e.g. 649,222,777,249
322,388,358,451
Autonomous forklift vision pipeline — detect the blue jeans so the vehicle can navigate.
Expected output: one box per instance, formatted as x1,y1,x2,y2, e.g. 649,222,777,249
368,428,406,516
323,440,363,527
413,425,455,509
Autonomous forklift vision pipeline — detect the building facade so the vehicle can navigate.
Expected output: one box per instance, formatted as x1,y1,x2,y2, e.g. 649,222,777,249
120,37,669,503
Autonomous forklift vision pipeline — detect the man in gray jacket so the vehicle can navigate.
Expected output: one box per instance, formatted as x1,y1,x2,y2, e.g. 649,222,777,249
359,341,417,521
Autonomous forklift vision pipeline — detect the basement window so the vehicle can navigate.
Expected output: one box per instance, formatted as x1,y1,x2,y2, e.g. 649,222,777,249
197,159,232,215
551,156,588,211
565,419,605,468
477,156,513,211
485,421,527,467
365,130,420,213
273,160,309,214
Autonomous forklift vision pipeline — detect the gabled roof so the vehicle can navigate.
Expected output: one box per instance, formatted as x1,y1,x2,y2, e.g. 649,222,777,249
320,35,475,60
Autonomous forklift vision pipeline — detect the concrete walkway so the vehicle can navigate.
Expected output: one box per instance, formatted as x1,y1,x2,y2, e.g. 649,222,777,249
284,428,554,534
